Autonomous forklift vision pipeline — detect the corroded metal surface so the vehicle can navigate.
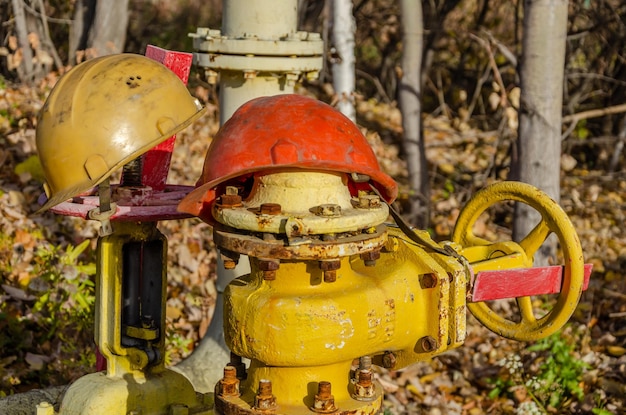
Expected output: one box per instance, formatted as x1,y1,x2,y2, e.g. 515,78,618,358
214,225,388,260
44,184,194,221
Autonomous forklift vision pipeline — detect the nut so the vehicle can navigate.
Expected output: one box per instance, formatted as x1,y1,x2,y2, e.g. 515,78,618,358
420,273,438,289
311,204,342,217
311,381,337,413
258,259,280,281
352,369,376,400
319,260,341,283
217,365,240,397
382,351,396,369
420,336,439,352
254,379,277,412
360,250,381,267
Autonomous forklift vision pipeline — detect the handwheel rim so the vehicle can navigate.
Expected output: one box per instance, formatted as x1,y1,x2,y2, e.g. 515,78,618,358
452,181,584,341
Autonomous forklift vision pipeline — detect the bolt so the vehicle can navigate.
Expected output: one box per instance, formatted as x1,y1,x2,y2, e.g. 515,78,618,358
356,194,381,209
204,69,218,84
319,260,341,283
311,381,337,413
351,173,371,183
258,259,280,281
218,365,240,397
360,250,380,267
382,237,399,253
230,352,247,379
259,203,282,215
285,72,299,86
420,336,439,352
254,379,277,412
169,404,189,415
243,70,258,79
382,351,396,369
220,252,239,270
219,186,242,207
352,369,376,400
36,402,54,415
421,273,438,289
359,355,372,371
311,204,342,217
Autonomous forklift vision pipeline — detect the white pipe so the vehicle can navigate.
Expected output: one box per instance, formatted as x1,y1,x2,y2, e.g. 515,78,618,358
176,0,323,393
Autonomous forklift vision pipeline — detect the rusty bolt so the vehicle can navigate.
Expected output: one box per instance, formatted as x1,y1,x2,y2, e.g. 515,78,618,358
229,352,247,380
258,259,280,281
360,250,380,267
220,186,242,207
220,252,239,270
311,381,337,413
382,351,396,369
352,369,376,400
319,260,341,283
311,204,342,217
420,336,439,352
254,379,277,412
420,273,438,289
217,365,240,397
259,203,282,215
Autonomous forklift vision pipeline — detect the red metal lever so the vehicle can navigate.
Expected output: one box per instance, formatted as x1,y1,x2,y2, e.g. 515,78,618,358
470,263,593,302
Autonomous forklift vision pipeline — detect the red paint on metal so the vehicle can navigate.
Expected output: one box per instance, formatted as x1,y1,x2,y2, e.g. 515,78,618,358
47,185,194,221
178,94,398,223
471,264,593,302
142,45,193,190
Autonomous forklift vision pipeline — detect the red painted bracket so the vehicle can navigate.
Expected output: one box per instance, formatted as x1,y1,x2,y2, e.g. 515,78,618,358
470,264,593,302
142,45,193,191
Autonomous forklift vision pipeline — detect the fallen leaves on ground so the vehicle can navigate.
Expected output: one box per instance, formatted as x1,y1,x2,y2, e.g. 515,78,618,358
0,81,624,414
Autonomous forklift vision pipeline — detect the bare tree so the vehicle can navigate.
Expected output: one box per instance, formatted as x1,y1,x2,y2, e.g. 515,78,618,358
512,0,569,263
70,0,130,62
398,0,429,227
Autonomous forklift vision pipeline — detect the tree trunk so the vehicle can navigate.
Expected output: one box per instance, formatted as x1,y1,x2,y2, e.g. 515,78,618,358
10,0,34,81
70,0,129,62
398,0,429,227
513,0,568,263
331,0,356,121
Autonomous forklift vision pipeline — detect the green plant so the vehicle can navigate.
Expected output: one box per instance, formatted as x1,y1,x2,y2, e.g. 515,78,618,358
0,236,96,394
489,327,591,414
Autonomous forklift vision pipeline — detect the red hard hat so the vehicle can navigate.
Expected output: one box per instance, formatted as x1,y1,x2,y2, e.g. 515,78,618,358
178,94,398,221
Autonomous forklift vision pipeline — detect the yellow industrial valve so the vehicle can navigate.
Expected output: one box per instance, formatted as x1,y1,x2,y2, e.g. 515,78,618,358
179,94,590,414
34,51,212,415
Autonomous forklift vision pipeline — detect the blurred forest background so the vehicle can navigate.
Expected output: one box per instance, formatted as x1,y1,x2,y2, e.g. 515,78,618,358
0,0,625,414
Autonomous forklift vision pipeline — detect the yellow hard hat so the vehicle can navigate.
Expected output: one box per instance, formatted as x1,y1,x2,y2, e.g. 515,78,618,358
35,53,206,212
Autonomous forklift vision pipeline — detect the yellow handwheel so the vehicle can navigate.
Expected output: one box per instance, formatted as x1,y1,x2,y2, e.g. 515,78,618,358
452,181,585,341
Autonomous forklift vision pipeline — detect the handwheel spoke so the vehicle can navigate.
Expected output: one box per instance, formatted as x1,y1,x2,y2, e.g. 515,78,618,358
517,296,536,324
518,219,551,258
